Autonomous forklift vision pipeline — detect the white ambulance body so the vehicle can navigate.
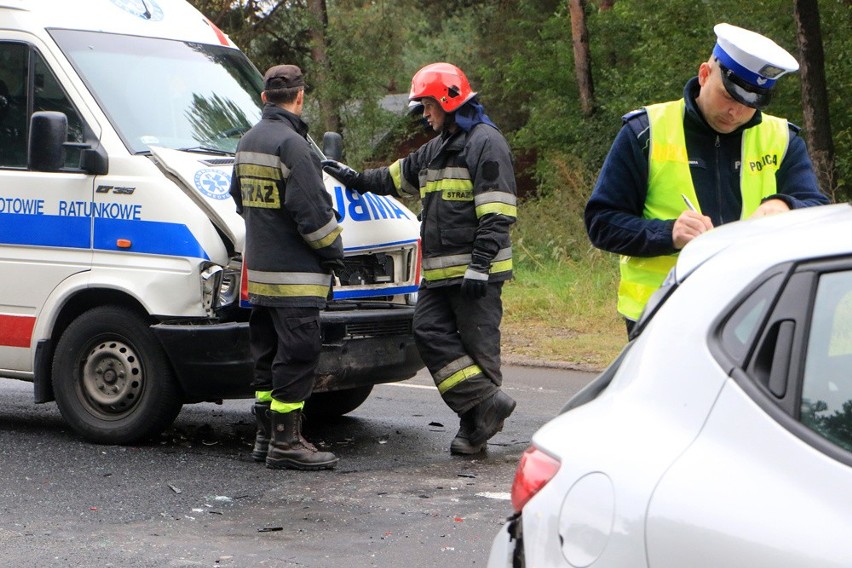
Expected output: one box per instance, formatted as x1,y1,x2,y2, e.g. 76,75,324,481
0,0,423,443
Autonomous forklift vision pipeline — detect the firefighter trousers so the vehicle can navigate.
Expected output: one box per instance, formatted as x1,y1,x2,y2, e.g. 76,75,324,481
413,282,503,416
249,305,322,403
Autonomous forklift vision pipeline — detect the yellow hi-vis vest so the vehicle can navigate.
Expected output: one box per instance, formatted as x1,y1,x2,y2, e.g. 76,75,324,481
617,98,790,320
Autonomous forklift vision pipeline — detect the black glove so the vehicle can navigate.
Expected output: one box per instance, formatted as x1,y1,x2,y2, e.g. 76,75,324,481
460,251,490,299
321,258,345,275
322,159,361,190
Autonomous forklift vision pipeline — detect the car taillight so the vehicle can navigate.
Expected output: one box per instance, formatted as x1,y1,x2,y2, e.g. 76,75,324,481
511,446,561,513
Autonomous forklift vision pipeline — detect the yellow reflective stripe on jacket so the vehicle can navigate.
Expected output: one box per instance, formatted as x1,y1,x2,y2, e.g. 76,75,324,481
389,159,418,196
474,191,517,218
435,355,483,394
422,166,473,198
618,99,790,320
421,247,513,282
236,163,281,180
255,390,273,403
388,159,402,190
303,217,342,250
249,282,329,298
247,270,330,299
236,151,292,179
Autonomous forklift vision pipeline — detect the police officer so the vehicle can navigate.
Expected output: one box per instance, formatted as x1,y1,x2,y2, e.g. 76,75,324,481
323,62,516,455
585,23,829,335
230,64,344,470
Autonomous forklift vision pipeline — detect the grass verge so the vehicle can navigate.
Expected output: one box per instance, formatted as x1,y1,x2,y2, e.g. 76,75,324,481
500,151,628,372
501,252,626,372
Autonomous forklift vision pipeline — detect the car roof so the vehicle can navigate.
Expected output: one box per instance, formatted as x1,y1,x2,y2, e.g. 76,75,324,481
675,203,852,282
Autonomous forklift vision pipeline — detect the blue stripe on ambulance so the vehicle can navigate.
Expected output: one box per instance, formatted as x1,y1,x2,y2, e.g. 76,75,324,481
93,218,209,259
333,284,419,299
0,213,209,259
0,213,90,248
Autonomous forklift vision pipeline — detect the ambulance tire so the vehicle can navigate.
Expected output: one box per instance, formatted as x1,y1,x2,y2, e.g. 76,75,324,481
52,306,184,445
303,385,373,420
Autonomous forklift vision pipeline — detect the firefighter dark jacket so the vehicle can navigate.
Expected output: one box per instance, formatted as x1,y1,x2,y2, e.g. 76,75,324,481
359,119,517,288
230,104,343,307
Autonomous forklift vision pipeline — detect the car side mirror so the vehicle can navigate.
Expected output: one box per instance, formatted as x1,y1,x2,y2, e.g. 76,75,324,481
323,131,343,161
28,111,67,172
28,110,109,174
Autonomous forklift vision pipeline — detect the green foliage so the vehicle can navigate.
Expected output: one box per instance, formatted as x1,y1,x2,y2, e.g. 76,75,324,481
314,1,409,165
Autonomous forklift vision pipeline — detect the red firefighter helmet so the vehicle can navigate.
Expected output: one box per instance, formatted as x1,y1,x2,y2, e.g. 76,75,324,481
408,62,477,112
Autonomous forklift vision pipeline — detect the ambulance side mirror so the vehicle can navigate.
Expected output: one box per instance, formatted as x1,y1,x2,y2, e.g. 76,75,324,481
322,131,343,161
28,111,108,175
28,111,66,172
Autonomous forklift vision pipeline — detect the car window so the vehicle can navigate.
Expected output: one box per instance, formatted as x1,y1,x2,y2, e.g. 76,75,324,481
800,270,852,452
0,42,28,167
719,273,784,366
0,41,86,169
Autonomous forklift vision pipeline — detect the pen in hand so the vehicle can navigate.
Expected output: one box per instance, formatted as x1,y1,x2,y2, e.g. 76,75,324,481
681,194,697,212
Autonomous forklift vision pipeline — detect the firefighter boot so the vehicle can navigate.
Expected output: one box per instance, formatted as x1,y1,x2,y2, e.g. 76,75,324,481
467,390,517,449
251,402,271,462
450,410,483,455
266,409,339,471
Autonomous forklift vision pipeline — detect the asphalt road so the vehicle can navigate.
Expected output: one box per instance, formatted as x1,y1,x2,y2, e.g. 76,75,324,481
0,365,596,567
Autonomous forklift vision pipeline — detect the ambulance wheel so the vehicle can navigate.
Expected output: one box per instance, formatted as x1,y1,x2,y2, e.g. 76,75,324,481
52,306,184,445
304,385,373,419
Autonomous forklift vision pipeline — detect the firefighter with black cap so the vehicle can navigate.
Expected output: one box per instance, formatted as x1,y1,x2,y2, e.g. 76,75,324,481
323,62,517,455
230,64,344,470
585,23,829,336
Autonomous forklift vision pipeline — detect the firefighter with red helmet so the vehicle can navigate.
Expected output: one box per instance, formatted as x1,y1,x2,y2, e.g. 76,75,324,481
323,62,517,455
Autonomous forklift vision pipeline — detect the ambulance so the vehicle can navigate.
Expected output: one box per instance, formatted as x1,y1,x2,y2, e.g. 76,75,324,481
0,0,423,444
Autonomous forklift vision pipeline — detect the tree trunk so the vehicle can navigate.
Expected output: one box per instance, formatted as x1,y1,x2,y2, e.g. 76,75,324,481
307,0,340,134
569,0,595,117
793,0,838,200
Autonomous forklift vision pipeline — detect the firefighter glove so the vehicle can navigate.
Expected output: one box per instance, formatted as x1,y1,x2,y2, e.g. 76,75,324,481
322,160,362,190
461,251,490,299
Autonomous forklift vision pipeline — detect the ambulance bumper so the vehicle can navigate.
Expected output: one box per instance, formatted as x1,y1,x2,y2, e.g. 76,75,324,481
151,306,422,402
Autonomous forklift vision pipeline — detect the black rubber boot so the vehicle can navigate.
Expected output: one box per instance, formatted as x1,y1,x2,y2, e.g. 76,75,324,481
266,409,339,471
450,410,485,455
467,390,516,449
251,402,271,462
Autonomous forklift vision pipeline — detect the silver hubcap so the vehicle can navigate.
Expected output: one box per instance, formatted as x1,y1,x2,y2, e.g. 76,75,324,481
81,340,143,414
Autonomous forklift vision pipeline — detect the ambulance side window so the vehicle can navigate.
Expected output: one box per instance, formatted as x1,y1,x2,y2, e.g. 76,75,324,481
0,42,85,170
0,43,27,168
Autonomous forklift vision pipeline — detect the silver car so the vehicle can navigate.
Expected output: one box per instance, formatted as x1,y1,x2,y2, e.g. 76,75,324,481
488,203,852,568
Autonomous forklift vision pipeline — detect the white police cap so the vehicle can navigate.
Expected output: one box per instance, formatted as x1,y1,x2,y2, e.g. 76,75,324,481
712,23,799,109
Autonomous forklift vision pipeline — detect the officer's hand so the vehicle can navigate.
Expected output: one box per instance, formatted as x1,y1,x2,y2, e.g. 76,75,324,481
750,198,790,219
322,258,345,275
322,160,361,189
672,210,713,250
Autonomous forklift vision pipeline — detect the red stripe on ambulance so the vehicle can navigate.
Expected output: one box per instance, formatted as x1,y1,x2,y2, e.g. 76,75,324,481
0,314,36,348
204,17,230,46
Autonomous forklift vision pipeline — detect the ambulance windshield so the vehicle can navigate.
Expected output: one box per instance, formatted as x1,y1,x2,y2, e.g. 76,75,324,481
49,29,264,154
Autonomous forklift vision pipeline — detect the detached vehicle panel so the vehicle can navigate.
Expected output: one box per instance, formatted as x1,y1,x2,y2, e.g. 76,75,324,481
0,0,423,444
